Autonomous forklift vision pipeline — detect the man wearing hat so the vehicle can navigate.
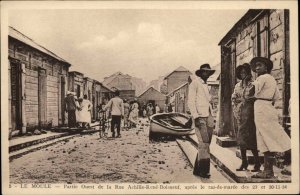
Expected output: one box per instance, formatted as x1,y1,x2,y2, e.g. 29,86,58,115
65,91,78,128
188,63,215,178
104,90,124,138
250,57,291,178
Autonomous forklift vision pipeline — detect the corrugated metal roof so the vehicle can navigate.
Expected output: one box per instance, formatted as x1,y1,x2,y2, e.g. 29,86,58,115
138,86,165,98
164,66,191,79
167,82,189,97
9,26,70,65
101,83,115,92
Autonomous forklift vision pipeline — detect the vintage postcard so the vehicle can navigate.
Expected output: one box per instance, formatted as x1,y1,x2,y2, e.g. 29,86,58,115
1,0,299,194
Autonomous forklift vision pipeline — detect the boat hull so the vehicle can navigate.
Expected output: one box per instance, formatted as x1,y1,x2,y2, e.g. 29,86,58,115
149,112,194,136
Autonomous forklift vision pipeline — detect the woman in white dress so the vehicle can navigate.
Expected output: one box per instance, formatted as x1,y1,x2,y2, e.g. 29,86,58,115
77,95,92,128
128,103,139,128
250,57,291,179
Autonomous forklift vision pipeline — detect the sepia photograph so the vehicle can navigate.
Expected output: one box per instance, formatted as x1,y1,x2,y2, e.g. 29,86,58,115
1,0,299,194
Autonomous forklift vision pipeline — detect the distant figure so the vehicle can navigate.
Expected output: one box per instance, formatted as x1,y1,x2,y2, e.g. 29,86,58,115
65,91,78,128
104,90,124,138
131,98,139,112
77,95,92,128
147,103,154,118
123,99,130,129
155,104,160,114
143,107,147,118
163,103,168,113
128,103,139,128
167,103,173,113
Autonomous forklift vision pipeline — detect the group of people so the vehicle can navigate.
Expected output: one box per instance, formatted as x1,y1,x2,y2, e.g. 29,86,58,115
65,92,92,128
65,56,291,179
101,91,152,138
140,103,160,118
188,57,291,179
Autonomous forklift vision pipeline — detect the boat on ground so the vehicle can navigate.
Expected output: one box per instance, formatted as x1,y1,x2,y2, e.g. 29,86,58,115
149,112,194,139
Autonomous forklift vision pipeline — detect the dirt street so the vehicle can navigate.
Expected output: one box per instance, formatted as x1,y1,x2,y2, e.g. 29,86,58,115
10,119,229,183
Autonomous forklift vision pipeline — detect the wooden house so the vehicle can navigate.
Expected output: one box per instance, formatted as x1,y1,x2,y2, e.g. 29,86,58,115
8,27,71,136
218,9,290,137
164,66,192,94
93,80,102,120
138,87,166,110
68,71,84,99
103,72,133,91
82,77,94,119
167,83,189,114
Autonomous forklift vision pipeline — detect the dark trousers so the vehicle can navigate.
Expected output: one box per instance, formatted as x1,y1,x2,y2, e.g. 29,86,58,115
111,115,121,135
68,110,76,128
193,117,213,175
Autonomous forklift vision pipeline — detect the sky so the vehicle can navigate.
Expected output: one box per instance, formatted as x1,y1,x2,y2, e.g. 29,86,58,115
9,9,247,83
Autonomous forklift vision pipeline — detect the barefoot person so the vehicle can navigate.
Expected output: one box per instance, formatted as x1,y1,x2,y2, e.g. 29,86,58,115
188,64,215,178
250,57,291,178
232,63,260,172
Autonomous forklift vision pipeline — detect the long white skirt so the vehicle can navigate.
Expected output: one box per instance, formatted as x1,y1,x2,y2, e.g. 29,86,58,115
254,100,291,153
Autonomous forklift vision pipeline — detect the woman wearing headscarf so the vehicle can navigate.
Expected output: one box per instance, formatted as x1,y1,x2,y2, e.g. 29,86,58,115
250,57,291,178
232,63,260,172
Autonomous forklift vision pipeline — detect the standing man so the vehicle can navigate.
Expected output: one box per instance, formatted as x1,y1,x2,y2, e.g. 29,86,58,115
188,64,215,178
104,90,124,138
65,91,78,128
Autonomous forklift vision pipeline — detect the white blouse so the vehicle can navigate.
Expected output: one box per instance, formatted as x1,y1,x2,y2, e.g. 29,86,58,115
253,74,281,101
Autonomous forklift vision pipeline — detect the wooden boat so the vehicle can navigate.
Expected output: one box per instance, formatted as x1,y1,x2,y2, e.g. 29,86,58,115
149,112,194,138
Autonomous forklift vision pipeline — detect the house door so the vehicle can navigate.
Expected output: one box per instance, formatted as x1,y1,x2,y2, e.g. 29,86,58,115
10,60,22,131
220,42,237,137
59,76,66,125
38,68,47,128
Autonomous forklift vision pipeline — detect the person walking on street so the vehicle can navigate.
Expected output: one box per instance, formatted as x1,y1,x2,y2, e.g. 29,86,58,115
232,63,261,172
128,102,139,128
249,57,291,179
188,64,215,178
104,90,124,138
65,91,79,128
123,99,130,129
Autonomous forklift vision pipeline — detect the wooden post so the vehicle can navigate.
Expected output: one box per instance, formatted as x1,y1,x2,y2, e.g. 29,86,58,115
283,9,290,133
58,74,66,126
20,63,26,134
8,61,12,139
38,68,47,129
